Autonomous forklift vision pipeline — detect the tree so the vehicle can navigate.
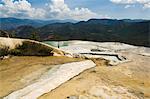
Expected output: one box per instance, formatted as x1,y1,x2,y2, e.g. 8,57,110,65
0,30,9,37
54,35,62,48
30,32,40,41
0,46,9,57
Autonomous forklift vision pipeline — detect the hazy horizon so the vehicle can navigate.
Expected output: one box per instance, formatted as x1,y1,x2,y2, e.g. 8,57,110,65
1,17,149,21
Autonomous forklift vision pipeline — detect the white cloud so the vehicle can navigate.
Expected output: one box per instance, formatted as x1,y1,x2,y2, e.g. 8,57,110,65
144,2,150,8
124,5,131,8
0,0,46,18
0,0,108,20
110,0,137,4
124,5,135,8
45,0,104,20
110,0,150,8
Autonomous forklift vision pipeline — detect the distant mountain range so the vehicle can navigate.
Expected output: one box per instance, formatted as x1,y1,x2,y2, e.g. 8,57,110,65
0,17,77,30
0,18,150,47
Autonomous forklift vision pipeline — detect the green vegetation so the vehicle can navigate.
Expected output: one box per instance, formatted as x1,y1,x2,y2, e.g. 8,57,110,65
1,19,149,47
10,41,53,56
3,19,149,47
13,26,40,41
0,41,53,57
0,30,9,37
0,46,9,57
30,32,40,41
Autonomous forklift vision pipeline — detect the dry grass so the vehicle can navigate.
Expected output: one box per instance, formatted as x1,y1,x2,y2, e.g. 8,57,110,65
39,58,108,99
39,53,150,99
0,56,83,98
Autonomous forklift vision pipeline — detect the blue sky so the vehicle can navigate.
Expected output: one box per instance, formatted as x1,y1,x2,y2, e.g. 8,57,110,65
65,0,150,19
0,0,150,20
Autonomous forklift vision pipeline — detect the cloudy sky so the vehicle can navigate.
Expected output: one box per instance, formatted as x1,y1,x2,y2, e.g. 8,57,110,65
0,0,150,20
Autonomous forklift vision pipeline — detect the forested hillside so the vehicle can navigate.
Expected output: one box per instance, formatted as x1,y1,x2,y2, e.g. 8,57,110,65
1,19,149,47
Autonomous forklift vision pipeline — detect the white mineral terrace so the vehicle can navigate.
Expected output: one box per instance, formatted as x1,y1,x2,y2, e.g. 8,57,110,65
59,41,150,65
4,60,96,99
60,42,130,65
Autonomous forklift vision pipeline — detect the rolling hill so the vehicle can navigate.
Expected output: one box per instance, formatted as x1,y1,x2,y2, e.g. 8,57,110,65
0,18,149,47
0,17,77,30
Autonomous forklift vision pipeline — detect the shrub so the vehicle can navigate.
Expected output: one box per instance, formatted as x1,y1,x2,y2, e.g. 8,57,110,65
9,49,21,56
10,41,53,56
0,46,9,56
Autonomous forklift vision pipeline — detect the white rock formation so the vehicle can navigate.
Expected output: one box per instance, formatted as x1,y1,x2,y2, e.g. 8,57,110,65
0,37,22,49
58,40,150,65
4,60,96,99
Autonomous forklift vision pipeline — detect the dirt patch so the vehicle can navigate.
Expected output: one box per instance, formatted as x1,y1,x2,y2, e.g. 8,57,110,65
91,58,110,66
